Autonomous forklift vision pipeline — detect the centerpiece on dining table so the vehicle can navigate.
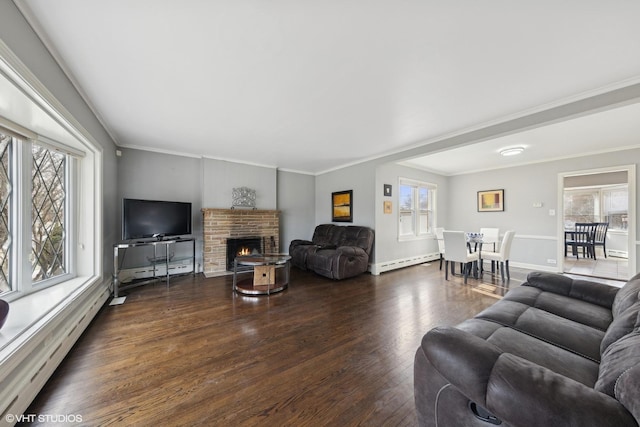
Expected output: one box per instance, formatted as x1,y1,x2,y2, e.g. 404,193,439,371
465,232,483,243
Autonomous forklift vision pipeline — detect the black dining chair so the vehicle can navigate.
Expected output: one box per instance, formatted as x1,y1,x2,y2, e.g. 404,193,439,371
592,222,609,259
565,223,597,259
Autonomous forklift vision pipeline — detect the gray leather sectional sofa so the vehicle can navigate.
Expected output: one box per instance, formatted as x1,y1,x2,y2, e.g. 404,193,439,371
414,271,640,426
289,224,374,280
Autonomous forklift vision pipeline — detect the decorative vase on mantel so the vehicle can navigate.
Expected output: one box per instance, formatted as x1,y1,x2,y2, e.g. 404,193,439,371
0,299,9,330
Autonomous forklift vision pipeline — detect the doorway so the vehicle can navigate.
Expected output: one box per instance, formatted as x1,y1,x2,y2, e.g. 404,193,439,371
558,166,636,281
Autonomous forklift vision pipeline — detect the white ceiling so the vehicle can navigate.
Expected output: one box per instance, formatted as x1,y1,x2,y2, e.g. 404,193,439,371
15,0,640,175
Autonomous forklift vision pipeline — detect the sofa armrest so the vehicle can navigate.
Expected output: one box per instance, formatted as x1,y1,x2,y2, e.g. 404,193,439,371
423,326,636,427
487,353,636,427
423,326,501,408
289,239,314,249
525,271,619,308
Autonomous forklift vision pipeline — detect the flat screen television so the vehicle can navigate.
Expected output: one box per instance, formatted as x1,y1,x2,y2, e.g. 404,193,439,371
122,198,192,240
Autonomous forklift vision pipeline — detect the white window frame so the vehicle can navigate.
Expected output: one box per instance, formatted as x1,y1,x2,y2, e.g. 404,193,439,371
398,178,437,241
0,131,78,298
0,38,102,305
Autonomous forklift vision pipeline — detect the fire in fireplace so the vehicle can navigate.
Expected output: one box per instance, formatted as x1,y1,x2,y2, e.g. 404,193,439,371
226,237,263,271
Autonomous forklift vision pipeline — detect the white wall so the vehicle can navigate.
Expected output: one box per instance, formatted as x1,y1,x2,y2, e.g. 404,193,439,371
202,158,277,209
315,162,376,227
277,170,316,251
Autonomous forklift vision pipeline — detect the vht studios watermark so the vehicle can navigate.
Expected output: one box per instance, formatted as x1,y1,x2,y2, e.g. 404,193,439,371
5,413,83,424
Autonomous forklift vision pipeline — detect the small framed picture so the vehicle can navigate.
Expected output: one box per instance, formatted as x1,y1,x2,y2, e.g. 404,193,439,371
383,184,392,197
383,201,392,214
478,189,504,212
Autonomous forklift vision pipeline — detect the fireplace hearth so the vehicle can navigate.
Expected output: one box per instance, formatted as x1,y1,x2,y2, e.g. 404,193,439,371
226,237,262,271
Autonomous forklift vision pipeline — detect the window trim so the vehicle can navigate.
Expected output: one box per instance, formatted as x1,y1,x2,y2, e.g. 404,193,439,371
398,177,437,241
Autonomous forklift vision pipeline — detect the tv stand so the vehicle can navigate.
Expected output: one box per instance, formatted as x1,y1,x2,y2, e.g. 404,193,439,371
113,238,195,298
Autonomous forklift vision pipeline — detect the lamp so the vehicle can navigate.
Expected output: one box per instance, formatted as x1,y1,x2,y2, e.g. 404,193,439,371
499,146,524,156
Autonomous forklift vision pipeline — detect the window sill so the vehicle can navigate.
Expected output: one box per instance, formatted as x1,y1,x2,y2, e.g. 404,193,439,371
0,276,98,355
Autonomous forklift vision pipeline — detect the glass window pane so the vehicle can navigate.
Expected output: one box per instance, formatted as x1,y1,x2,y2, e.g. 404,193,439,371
563,190,597,225
31,144,66,282
603,187,628,230
399,184,415,236
0,133,12,294
418,187,430,234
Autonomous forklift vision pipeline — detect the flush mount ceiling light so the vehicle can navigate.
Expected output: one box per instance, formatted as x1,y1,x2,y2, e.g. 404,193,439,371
499,146,525,156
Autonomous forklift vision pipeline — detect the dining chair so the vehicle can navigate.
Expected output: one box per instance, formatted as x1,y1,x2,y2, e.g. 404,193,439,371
479,227,500,272
479,230,515,281
593,222,609,259
435,227,445,270
565,223,596,259
443,231,479,284
479,228,500,252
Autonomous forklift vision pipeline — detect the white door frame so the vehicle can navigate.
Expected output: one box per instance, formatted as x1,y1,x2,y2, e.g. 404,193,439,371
557,164,636,279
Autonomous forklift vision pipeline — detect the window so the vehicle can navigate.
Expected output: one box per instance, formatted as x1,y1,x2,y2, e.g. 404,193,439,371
564,185,628,231
31,143,67,282
0,132,12,293
0,129,73,298
399,178,436,239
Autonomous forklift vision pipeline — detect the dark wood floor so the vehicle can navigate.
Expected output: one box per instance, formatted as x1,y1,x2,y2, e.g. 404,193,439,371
24,262,527,426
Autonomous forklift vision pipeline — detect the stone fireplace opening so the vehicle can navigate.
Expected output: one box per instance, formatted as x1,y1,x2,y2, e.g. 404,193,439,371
226,237,262,271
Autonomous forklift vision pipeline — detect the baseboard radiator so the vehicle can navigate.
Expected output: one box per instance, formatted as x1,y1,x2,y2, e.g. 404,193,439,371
0,279,110,425
370,253,440,275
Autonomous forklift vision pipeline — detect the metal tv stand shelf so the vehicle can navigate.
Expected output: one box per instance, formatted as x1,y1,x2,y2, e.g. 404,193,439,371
113,238,195,298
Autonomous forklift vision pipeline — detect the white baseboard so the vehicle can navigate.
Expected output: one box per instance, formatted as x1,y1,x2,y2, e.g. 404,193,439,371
607,249,628,259
370,253,440,275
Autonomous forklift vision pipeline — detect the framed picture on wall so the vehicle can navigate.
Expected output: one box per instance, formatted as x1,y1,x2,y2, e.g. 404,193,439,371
332,190,353,222
478,189,504,212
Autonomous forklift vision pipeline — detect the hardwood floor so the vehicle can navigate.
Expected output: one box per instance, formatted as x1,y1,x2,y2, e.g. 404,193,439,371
23,263,527,426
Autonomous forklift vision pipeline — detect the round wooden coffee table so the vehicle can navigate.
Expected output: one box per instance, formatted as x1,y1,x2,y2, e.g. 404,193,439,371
233,253,291,295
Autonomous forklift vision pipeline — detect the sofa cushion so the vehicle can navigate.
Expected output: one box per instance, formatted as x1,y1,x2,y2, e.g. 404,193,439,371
502,285,613,332
485,326,600,387
306,248,336,279
339,226,374,254
312,224,345,247
477,300,604,362
526,271,619,309
601,301,640,354
455,318,600,387
612,273,640,317
595,331,640,397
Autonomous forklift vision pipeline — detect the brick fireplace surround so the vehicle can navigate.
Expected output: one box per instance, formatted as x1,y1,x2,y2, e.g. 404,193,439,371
202,208,280,277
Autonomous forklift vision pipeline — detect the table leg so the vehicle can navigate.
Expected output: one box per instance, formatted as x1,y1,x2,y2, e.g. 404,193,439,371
233,259,238,292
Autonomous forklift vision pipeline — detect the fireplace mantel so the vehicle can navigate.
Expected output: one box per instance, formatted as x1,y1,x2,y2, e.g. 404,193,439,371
202,208,280,277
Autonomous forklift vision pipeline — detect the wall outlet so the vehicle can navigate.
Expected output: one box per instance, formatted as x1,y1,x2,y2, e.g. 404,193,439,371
547,259,557,264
